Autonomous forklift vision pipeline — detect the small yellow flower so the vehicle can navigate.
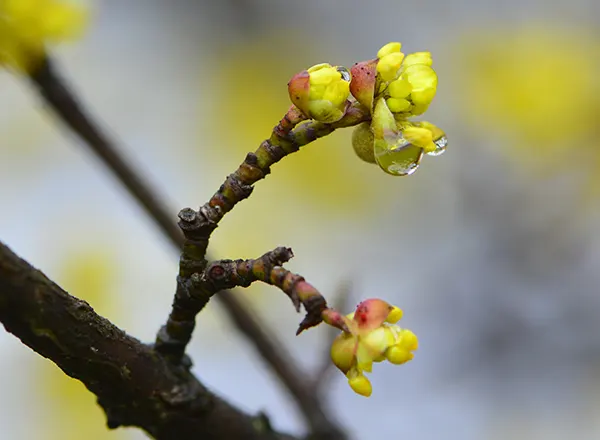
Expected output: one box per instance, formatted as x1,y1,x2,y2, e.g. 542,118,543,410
386,63,437,116
328,298,418,397
352,42,439,119
288,63,351,123
0,0,87,72
376,42,405,82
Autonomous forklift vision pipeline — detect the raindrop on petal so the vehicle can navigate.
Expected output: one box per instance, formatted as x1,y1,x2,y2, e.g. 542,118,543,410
337,66,352,82
426,135,447,157
374,136,423,176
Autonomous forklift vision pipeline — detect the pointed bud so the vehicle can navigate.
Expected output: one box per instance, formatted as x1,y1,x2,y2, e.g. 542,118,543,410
349,59,378,110
353,298,394,330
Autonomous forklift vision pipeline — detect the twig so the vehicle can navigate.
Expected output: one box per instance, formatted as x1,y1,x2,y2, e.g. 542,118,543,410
155,103,368,362
0,241,297,440
28,56,348,440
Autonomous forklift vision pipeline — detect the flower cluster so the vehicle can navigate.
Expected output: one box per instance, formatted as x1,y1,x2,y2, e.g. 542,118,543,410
351,42,446,176
0,0,87,72
287,42,446,176
324,298,418,397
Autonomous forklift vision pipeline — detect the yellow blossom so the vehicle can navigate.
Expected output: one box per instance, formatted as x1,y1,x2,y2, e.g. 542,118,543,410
288,62,351,123
328,298,418,397
0,0,87,72
377,42,405,82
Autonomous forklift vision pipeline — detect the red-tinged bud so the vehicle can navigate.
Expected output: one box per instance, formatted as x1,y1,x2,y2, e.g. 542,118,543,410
350,59,378,111
287,70,311,116
353,298,393,330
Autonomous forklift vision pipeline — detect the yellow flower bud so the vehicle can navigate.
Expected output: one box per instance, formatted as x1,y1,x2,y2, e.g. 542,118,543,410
385,345,413,365
377,51,405,82
377,42,402,59
386,306,403,323
388,77,413,99
330,332,357,374
403,51,433,67
288,63,351,123
397,329,419,351
386,97,411,113
347,370,373,397
402,126,436,154
403,64,438,107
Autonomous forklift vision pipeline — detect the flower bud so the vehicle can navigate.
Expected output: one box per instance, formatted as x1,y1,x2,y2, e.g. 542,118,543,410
288,63,351,123
349,58,378,110
347,370,372,397
353,298,394,330
376,42,405,82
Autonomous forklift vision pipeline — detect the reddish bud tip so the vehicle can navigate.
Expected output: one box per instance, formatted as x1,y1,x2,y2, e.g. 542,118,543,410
350,59,378,111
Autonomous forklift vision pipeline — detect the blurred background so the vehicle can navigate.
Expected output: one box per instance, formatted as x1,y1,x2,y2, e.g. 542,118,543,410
1,0,600,439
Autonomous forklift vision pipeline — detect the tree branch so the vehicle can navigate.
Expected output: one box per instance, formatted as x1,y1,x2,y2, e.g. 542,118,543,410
0,241,297,440
27,56,348,439
156,104,368,361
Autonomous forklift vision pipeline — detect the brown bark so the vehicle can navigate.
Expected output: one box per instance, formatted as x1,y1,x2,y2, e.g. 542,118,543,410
0,241,296,440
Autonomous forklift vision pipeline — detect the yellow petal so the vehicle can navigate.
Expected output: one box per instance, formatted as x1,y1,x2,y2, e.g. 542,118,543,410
386,306,403,323
386,97,411,113
403,51,433,67
403,126,434,150
388,77,413,98
385,345,413,365
347,370,373,397
377,52,405,82
377,41,402,59
330,333,357,374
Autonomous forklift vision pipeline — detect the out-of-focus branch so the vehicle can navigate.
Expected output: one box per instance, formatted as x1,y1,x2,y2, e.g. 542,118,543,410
27,57,347,440
0,241,297,440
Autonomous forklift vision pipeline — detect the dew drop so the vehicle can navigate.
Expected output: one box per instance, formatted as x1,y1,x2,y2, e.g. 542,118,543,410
374,137,423,176
426,135,448,157
337,66,352,82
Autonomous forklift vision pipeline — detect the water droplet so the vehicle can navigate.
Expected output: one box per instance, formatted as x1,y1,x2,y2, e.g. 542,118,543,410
426,135,447,157
337,66,351,82
374,137,423,176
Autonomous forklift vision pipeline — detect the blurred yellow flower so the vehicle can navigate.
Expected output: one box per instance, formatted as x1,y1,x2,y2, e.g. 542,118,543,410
0,0,87,72
457,27,600,154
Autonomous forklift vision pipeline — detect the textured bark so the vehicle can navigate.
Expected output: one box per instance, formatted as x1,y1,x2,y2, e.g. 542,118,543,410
0,241,296,440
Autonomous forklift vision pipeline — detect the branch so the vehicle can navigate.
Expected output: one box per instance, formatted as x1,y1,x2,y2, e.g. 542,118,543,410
27,57,347,439
190,103,368,258
203,247,328,335
156,104,368,360
0,241,297,440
